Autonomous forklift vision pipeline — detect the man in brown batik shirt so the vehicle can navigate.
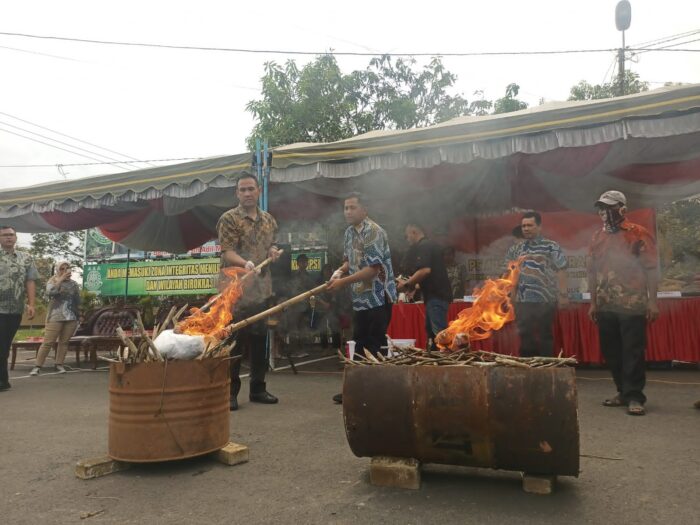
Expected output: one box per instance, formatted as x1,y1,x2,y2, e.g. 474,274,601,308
217,174,281,411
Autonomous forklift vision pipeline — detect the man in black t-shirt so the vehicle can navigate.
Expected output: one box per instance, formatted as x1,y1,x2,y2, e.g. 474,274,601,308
397,222,453,350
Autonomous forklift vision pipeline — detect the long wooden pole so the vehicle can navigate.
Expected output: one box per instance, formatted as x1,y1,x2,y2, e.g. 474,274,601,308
225,283,329,335
200,254,278,313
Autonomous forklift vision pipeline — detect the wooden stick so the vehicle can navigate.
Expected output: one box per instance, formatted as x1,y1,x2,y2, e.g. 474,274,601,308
116,326,140,362
225,283,329,335
156,306,177,338
173,303,189,323
199,254,280,313
136,312,163,362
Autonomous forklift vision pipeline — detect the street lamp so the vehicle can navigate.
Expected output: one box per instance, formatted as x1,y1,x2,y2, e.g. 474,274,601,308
615,1,632,96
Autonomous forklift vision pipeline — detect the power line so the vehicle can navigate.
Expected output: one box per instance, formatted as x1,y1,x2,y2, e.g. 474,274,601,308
0,111,156,167
633,37,700,55
0,31,624,56
0,30,697,57
630,28,700,48
0,127,118,164
654,37,700,50
0,119,135,170
0,44,80,61
633,48,700,52
0,157,203,168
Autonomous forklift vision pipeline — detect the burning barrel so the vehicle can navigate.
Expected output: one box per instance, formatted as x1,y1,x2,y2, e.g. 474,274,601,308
342,364,579,476
108,359,230,462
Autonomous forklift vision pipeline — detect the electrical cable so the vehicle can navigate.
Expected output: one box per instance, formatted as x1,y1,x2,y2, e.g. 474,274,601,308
0,126,128,165
0,157,203,168
630,28,700,49
0,31,698,57
0,111,156,167
634,37,700,55
0,31,623,56
0,120,136,170
0,43,80,61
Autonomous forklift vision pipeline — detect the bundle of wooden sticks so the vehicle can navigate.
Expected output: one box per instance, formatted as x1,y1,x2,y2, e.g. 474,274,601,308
101,304,236,364
338,346,577,368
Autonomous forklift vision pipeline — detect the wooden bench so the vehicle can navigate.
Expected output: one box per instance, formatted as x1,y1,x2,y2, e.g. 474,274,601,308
10,339,85,370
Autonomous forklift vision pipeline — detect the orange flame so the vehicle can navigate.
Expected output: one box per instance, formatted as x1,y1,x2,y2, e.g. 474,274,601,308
435,258,523,351
177,267,247,338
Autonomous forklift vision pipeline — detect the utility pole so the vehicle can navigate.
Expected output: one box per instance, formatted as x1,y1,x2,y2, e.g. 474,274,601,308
615,1,632,96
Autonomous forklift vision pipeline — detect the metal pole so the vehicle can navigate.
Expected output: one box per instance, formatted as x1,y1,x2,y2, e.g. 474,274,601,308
255,138,263,209
618,31,626,96
263,141,270,212
124,248,131,300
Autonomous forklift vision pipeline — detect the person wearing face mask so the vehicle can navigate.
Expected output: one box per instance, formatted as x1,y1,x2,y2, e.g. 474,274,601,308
587,191,659,416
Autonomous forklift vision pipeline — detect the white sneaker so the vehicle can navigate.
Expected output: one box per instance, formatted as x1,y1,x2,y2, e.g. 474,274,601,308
55,364,67,374
29,367,41,376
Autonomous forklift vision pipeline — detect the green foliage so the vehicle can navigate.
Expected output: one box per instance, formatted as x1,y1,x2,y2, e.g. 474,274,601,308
568,71,649,101
493,83,528,114
24,231,85,299
469,90,493,116
80,289,103,320
246,54,474,149
657,198,700,282
137,295,157,327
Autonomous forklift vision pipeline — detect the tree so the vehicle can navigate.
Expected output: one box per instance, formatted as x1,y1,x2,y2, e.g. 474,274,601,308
493,83,528,114
469,90,493,116
246,54,473,149
30,231,85,269
23,231,85,300
568,70,649,101
657,198,700,287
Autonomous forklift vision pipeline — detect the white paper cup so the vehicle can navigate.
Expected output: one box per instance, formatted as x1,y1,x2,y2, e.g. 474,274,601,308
346,340,356,360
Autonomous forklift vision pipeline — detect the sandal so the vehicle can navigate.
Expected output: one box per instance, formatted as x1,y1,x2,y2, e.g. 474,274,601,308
602,394,625,407
627,400,646,416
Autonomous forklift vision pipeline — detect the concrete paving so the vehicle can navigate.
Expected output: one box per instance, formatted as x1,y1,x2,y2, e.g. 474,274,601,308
2,351,699,524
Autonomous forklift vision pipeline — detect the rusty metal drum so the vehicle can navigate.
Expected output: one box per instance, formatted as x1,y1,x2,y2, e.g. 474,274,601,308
108,359,230,462
343,365,579,476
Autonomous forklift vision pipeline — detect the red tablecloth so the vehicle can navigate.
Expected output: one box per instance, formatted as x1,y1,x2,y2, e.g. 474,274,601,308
387,298,700,364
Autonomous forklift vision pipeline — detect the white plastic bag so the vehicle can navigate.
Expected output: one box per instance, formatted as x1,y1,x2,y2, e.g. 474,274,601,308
153,330,206,360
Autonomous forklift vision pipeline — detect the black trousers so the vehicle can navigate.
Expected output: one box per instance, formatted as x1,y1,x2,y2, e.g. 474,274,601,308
230,302,270,399
514,302,556,357
598,311,647,404
0,313,22,385
353,301,393,359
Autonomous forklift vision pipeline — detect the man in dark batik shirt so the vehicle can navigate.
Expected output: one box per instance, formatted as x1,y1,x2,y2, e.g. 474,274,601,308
217,174,282,411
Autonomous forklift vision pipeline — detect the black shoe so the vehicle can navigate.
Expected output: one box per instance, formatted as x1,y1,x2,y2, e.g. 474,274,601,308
249,391,278,404
229,397,238,411
0,382,11,392
332,393,342,404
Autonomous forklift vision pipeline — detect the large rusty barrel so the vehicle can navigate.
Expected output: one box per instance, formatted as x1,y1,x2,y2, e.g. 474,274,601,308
343,365,579,476
108,359,230,462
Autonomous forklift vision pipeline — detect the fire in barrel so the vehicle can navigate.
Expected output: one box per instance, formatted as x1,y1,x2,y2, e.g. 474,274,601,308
107,267,249,463
342,259,580,478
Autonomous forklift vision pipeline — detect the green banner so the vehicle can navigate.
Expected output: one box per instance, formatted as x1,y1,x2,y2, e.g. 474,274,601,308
83,258,220,296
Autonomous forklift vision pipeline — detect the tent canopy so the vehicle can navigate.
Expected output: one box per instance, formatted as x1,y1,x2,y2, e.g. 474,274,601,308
1,84,700,252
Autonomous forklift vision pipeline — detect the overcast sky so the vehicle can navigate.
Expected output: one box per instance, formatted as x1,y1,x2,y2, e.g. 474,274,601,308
1,0,699,195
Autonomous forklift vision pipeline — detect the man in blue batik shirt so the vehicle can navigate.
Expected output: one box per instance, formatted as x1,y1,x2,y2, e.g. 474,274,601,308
327,192,397,403
505,211,568,357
